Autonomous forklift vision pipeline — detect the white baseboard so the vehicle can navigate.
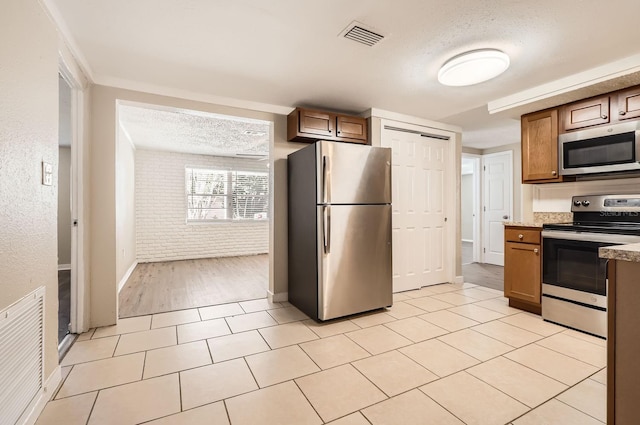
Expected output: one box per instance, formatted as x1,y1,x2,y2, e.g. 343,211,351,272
453,275,464,284
21,366,61,425
57,264,71,271
268,290,288,303
118,261,138,294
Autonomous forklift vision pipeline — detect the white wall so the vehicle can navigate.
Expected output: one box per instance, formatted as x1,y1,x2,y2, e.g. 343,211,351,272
1,0,59,381
461,173,474,241
532,177,640,211
116,128,137,282
58,147,72,266
135,149,269,262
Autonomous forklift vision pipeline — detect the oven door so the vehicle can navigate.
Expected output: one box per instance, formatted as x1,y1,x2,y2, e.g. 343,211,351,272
542,230,640,305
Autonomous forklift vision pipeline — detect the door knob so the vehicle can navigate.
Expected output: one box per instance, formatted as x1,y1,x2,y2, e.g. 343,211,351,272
502,215,509,219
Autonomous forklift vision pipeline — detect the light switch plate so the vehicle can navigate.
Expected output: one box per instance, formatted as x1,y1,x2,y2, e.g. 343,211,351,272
42,161,53,186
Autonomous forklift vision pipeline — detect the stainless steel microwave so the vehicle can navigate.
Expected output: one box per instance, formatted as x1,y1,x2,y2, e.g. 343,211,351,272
559,121,640,176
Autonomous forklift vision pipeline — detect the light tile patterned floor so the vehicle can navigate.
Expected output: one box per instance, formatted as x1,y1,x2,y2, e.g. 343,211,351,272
37,283,607,425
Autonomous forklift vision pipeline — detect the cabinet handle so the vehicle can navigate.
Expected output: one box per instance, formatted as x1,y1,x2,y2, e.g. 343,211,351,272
518,234,524,239
601,114,608,119
337,130,341,134
534,248,539,254
620,111,627,116
551,170,557,176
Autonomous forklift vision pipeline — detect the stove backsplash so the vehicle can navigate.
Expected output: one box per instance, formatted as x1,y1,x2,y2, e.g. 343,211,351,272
533,212,573,224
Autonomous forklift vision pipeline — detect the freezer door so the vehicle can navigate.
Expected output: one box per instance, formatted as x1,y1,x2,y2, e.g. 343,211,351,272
316,141,391,205
317,204,392,320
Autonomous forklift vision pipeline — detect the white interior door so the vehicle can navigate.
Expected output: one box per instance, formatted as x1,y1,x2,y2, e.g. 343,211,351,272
482,151,512,266
383,127,450,292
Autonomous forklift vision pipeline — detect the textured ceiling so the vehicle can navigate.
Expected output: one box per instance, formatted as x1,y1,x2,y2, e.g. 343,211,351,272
51,0,640,149
118,105,270,157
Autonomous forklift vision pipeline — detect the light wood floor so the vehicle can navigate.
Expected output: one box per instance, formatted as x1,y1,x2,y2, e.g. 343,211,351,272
119,254,268,318
460,240,504,291
462,262,504,292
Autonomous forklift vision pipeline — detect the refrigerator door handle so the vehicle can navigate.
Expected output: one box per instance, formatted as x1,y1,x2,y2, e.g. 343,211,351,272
323,206,331,253
322,155,331,204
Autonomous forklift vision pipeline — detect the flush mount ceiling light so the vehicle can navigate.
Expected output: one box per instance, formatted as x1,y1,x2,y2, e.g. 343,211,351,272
438,49,510,86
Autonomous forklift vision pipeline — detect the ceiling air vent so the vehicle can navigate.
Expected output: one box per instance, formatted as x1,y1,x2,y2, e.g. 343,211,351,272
340,21,384,47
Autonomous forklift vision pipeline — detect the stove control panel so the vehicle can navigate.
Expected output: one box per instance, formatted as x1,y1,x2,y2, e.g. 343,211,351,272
571,194,640,212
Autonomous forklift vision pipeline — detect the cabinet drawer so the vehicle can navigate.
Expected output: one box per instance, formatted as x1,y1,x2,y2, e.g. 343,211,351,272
505,228,540,244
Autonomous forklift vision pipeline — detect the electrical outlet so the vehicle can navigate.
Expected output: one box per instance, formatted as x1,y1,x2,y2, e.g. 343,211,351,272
42,162,53,186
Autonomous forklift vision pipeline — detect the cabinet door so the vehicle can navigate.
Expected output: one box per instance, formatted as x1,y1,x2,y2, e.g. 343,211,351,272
522,109,561,182
298,109,335,138
504,242,541,304
562,95,610,131
617,87,640,121
336,115,367,143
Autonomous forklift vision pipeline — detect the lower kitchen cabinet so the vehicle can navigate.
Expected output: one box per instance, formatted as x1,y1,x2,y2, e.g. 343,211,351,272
607,259,640,424
504,226,541,314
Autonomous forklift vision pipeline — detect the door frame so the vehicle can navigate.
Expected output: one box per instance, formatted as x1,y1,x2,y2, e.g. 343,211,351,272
59,56,87,334
380,118,458,285
461,153,482,263
481,151,513,265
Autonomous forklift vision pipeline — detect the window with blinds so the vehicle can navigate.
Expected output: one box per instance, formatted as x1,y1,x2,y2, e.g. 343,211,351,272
186,167,269,221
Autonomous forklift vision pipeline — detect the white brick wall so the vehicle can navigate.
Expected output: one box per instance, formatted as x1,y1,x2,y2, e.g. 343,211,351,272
135,149,269,262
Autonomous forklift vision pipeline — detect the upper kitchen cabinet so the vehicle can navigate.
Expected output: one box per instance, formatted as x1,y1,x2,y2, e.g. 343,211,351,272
521,109,564,183
336,115,367,141
561,94,610,132
287,107,368,144
617,86,640,121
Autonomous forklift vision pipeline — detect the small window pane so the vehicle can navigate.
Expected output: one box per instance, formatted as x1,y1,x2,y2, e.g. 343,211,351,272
186,167,269,222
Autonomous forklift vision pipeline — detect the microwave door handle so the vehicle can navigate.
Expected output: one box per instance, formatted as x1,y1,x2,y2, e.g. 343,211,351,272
636,129,640,164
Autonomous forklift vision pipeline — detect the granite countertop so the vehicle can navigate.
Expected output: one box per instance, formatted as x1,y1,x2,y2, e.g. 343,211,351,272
599,243,640,262
504,221,544,228
504,212,573,229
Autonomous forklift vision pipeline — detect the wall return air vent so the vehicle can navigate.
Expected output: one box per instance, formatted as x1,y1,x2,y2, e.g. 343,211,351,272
340,21,385,47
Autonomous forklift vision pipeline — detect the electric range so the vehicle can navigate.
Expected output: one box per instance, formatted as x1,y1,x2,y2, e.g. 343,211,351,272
540,194,640,338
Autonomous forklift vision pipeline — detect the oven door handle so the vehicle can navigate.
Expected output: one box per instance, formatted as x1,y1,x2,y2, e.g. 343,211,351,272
541,230,640,244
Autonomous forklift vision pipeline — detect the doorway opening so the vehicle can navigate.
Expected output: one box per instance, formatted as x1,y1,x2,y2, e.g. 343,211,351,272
461,155,480,266
58,74,72,345
461,151,512,291
115,102,272,318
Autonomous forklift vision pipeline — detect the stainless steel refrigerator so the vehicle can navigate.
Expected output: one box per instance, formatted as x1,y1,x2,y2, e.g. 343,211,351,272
287,141,392,321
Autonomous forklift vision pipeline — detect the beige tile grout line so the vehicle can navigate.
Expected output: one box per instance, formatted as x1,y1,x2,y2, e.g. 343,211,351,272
83,392,99,425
